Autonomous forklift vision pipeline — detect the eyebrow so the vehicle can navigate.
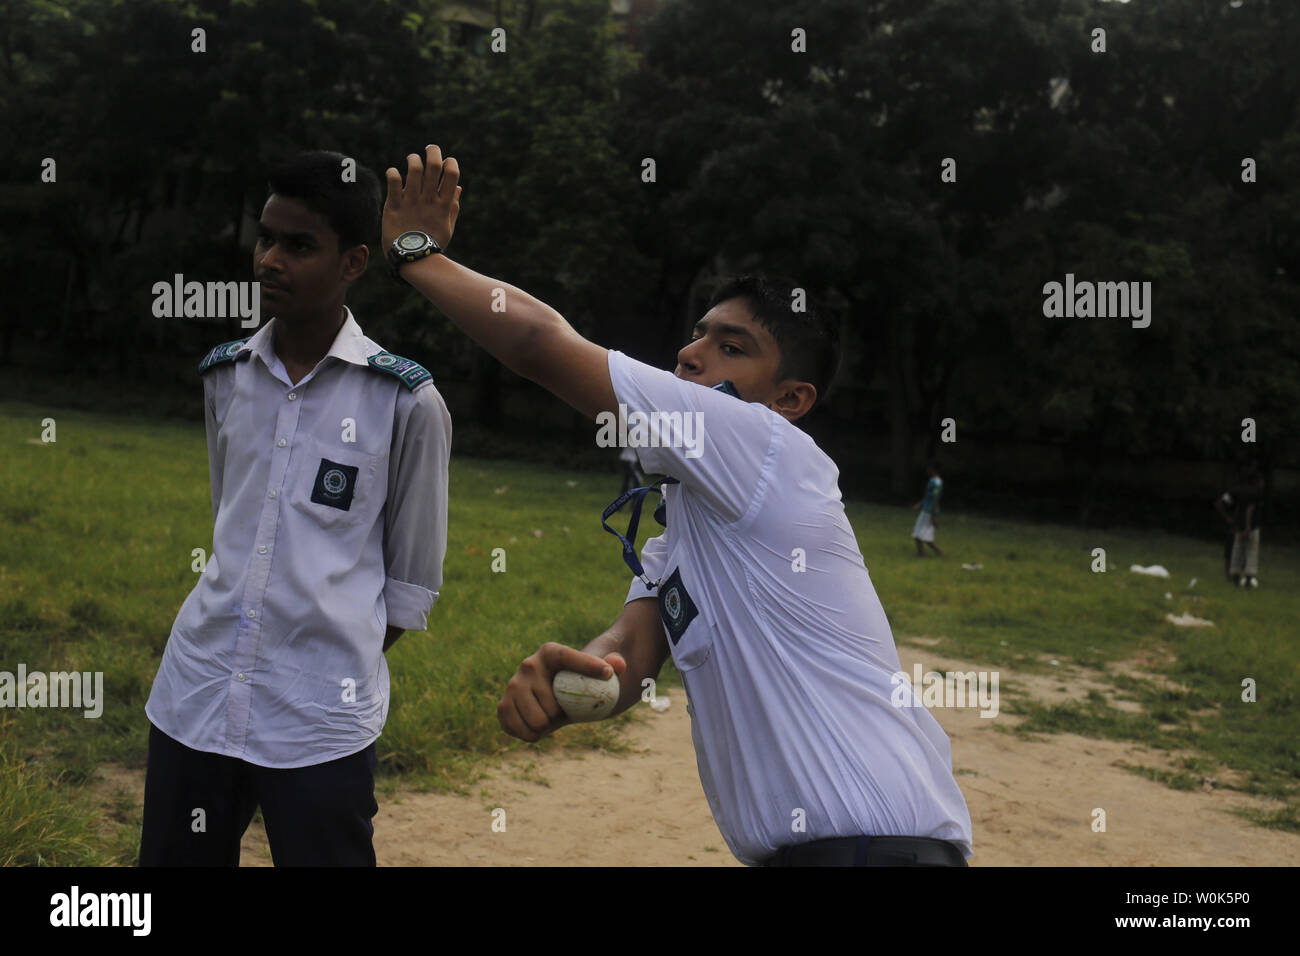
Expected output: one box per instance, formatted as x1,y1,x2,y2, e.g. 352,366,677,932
257,224,318,244
693,319,761,348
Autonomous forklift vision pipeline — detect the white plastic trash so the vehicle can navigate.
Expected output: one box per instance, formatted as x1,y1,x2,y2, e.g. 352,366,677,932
1129,564,1171,578
1165,612,1214,628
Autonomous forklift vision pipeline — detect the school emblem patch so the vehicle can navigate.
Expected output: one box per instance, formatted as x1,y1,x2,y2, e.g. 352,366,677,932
658,567,699,646
311,458,359,511
198,338,251,375
367,351,432,391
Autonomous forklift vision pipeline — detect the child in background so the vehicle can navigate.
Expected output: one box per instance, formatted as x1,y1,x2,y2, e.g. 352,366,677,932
1216,461,1264,588
912,458,944,557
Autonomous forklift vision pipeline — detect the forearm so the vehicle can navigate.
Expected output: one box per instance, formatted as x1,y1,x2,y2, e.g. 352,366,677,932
582,599,665,718
401,254,570,380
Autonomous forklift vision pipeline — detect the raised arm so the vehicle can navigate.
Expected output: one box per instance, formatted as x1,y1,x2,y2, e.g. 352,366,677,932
383,146,616,421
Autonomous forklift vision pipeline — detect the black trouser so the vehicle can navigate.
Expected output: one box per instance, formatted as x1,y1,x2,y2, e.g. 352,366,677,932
138,722,379,867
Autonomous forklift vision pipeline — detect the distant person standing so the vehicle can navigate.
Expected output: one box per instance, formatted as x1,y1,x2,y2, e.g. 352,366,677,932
1215,462,1264,588
912,459,944,557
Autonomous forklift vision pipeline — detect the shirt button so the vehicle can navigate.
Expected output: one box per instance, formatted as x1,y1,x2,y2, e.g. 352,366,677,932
268,489,278,499
287,392,297,401
258,546,268,554
237,673,247,682
246,609,256,618
277,439,287,447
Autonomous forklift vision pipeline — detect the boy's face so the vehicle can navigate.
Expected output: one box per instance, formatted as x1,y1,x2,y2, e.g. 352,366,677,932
254,194,367,324
674,297,817,422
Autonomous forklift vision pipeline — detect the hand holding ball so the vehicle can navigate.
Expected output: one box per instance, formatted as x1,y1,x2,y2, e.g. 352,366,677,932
552,669,620,722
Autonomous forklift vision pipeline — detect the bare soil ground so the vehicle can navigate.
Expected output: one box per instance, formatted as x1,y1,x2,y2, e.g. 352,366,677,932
91,641,1300,866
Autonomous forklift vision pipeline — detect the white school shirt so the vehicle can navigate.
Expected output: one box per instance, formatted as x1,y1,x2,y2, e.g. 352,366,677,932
145,309,452,769
608,350,974,866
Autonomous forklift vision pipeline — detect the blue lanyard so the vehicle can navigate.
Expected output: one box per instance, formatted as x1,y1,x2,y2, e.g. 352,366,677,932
601,477,678,588
600,380,740,587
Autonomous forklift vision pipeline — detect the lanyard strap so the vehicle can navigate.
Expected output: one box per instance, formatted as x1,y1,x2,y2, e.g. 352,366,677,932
601,477,678,588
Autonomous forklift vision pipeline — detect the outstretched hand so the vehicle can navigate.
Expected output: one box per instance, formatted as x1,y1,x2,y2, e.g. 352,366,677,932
383,144,461,253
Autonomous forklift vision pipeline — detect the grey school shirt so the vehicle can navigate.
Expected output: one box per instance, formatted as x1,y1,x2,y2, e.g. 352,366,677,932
145,309,451,768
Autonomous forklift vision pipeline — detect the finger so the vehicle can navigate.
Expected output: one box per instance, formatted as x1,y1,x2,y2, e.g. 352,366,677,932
424,144,443,193
383,167,404,209
501,698,541,743
513,688,556,736
439,157,460,197
604,652,628,678
405,152,424,197
532,676,568,725
540,643,614,679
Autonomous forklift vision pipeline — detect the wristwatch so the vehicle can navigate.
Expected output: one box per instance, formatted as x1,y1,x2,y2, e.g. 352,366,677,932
387,230,442,282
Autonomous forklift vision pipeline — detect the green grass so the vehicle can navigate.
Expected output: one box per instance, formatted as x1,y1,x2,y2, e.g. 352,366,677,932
2,399,1298,861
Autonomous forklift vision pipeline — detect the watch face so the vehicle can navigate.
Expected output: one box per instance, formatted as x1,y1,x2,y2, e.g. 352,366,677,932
398,232,428,252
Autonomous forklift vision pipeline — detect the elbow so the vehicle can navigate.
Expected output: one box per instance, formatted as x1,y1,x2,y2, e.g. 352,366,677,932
509,315,568,384
508,322,545,381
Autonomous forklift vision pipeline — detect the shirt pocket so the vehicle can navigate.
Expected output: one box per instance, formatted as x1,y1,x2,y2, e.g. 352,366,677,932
657,557,715,671
291,435,380,530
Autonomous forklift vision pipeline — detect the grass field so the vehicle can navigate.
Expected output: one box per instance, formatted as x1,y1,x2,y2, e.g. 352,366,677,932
2,400,1297,865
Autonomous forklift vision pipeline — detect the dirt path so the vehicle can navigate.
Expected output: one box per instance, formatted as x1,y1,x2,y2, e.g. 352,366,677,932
93,642,1300,866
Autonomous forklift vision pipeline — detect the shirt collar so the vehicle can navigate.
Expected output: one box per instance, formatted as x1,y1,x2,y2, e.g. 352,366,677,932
241,306,373,371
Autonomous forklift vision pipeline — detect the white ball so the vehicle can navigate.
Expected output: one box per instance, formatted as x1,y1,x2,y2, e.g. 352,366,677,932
552,669,620,722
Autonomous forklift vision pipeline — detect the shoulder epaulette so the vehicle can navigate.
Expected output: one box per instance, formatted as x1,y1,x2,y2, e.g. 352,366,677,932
367,351,433,391
198,338,251,375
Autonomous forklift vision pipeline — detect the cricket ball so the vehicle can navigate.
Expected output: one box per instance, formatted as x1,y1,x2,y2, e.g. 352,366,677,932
552,669,620,722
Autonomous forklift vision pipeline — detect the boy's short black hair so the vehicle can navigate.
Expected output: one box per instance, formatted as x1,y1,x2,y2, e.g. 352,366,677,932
707,274,840,404
265,150,382,251
926,457,941,472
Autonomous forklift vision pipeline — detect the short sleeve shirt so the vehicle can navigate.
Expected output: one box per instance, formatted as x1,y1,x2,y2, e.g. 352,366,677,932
608,350,973,865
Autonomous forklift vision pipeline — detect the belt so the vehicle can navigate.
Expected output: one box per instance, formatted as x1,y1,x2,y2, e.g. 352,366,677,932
762,835,968,867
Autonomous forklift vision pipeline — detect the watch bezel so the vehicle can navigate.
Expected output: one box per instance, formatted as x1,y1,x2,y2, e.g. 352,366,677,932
396,230,433,255
387,231,443,282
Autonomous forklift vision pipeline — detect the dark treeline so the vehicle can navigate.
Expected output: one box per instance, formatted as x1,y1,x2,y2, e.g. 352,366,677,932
2,0,1297,537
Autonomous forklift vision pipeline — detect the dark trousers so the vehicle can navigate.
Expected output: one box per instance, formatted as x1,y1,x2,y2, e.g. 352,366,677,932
138,722,379,867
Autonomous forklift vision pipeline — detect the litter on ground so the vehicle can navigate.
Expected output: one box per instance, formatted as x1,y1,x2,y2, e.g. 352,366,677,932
1130,564,1171,578
1165,612,1214,628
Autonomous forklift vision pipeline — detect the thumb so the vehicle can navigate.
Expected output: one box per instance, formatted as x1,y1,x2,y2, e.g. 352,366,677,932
603,653,628,678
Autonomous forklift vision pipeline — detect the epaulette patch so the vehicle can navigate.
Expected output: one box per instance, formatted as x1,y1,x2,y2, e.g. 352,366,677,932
367,351,432,391
198,338,251,375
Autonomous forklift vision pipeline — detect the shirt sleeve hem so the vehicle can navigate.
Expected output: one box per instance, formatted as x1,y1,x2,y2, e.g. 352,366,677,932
384,577,436,631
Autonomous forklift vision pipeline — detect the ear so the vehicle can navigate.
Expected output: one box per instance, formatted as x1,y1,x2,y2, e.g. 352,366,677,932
340,243,369,282
771,380,817,422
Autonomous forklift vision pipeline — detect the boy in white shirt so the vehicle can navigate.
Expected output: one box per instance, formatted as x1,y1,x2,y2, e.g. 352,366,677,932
383,146,973,866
